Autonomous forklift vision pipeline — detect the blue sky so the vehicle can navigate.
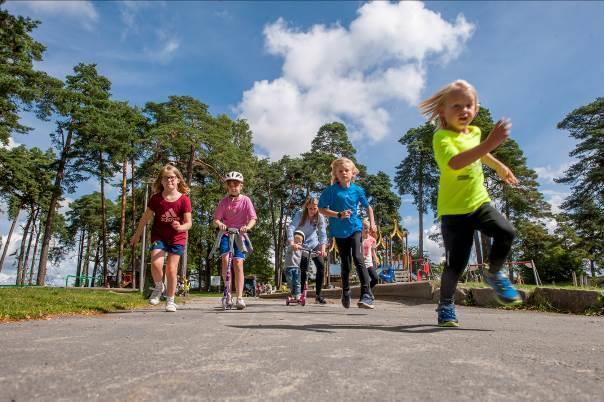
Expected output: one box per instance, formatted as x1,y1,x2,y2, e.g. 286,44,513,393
2,1,603,284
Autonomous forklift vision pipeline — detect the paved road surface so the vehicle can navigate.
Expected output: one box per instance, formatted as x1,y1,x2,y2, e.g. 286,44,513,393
1,298,602,401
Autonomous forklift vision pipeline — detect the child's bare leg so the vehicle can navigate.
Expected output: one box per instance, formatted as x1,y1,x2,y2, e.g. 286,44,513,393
165,254,180,297
150,250,165,284
233,259,244,298
221,254,230,283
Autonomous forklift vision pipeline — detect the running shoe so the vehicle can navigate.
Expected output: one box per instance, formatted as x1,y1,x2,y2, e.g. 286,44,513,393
436,303,459,327
341,290,351,309
165,298,177,312
483,270,523,305
149,282,165,305
236,298,246,310
357,293,375,309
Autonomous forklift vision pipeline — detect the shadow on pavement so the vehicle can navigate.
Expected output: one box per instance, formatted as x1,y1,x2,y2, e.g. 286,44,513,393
226,323,493,334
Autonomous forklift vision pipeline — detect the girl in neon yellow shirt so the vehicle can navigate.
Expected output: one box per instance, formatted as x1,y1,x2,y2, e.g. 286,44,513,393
420,80,522,327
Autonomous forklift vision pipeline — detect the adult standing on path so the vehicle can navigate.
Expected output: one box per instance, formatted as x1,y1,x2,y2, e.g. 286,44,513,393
287,197,328,304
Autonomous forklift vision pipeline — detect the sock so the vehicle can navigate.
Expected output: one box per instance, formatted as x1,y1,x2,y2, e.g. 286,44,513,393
155,281,163,290
167,296,175,303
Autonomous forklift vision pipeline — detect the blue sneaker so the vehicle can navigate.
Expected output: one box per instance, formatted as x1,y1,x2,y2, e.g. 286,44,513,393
357,293,375,309
483,270,522,305
436,303,459,327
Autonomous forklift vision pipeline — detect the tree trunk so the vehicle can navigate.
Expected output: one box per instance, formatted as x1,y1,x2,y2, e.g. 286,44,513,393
417,154,424,261
473,231,483,266
16,210,34,285
75,228,85,287
28,216,44,285
99,151,109,287
268,185,279,286
590,259,597,279
130,158,137,289
480,232,492,267
82,231,92,287
38,127,73,285
0,206,22,274
91,242,101,287
117,160,128,287
20,208,39,285
180,144,195,281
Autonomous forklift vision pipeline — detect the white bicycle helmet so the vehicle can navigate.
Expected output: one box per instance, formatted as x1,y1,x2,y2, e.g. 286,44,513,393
224,171,244,183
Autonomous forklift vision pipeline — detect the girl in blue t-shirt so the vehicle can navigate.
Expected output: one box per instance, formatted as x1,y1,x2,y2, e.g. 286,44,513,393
318,157,377,309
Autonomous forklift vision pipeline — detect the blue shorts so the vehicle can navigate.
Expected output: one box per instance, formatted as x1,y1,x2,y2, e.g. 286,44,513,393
150,240,185,256
219,234,250,260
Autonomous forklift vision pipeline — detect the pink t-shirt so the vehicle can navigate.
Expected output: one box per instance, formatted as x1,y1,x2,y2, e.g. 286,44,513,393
148,193,192,245
362,236,376,267
214,195,257,229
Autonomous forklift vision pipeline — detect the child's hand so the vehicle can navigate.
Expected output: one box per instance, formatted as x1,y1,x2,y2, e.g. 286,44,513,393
496,164,519,186
292,243,302,251
129,235,139,247
240,225,249,233
370,225,378,237
171,220,182,231
216,221,227,231
340,209,352,219
486,118,511,149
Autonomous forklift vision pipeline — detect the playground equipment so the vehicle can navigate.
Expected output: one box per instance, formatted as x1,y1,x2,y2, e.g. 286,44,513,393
466,260,542,286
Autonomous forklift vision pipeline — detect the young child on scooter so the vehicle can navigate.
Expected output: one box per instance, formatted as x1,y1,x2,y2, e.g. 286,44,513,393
284,230,305,302
213,171,257,310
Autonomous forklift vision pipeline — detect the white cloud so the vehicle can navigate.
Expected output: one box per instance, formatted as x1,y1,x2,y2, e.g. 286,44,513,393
7,0,99,30
534,162,571,184
2,138,19,150
541,189,569,214
238,1,474,159
424,224,444,263
144,29,180,64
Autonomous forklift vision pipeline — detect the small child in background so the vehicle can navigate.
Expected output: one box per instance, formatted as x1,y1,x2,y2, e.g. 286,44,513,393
362,219,379,293
284,230,305,301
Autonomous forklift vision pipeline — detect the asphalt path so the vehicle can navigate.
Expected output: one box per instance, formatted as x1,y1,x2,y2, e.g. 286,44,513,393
1,298,602,401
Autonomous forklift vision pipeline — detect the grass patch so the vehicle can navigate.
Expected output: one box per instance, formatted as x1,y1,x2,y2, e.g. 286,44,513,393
0,287,151,322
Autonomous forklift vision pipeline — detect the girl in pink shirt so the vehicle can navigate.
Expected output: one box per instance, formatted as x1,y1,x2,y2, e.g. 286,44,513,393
362,219,379,293
213,171,257,310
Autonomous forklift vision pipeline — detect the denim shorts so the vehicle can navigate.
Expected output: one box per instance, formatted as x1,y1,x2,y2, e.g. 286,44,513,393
150,240,185,256
219,234,250,260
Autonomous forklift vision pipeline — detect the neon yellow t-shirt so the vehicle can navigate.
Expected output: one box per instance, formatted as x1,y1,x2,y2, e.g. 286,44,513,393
433,126,491,217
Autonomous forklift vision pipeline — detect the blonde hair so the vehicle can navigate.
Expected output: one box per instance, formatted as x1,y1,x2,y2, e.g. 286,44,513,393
418,80,479,129
152,164,190,194
330,157,359,185
300,197,319,226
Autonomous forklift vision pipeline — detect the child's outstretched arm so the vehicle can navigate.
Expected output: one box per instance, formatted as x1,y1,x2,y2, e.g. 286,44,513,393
130,208,154,246
481,153,519,186
366,206,377,237
448,119,512,170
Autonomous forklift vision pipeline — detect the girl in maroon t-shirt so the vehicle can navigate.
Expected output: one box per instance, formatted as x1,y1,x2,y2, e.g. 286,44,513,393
131,165,192,312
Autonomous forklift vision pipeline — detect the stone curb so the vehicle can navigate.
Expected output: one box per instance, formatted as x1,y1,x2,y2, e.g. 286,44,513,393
259,282,604,314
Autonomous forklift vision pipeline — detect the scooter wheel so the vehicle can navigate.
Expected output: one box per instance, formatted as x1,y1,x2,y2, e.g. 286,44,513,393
286,299,290,306
301,299,305,306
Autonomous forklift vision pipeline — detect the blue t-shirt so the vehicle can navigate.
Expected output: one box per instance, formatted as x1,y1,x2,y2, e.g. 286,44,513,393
318,182,369,238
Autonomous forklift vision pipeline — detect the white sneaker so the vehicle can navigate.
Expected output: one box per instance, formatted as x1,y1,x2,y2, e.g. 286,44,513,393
149,282,165,305
165,298,177,312
236,298,246,310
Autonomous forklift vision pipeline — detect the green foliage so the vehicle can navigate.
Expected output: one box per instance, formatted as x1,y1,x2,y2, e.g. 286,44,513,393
0,6,62,144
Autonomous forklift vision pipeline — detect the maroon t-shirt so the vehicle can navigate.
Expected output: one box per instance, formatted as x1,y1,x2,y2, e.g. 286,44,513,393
148,193,192,245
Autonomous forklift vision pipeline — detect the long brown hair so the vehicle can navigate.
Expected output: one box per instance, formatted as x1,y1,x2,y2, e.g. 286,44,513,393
300,197,319,226
152,164,190,194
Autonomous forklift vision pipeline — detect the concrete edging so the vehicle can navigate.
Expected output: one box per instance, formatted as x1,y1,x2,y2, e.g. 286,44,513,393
259,281,604,314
